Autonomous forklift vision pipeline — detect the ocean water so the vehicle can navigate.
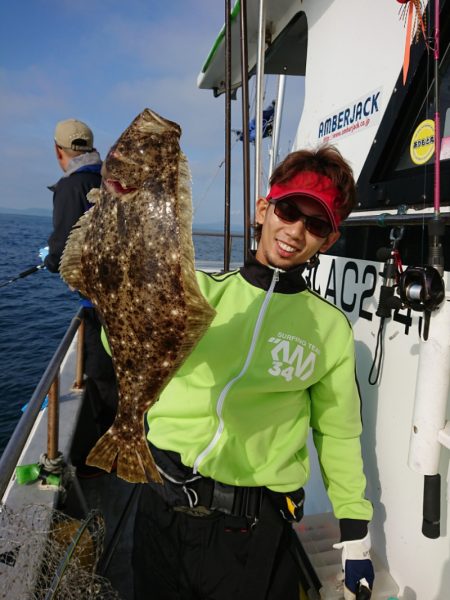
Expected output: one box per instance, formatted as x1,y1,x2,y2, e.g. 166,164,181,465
0,213,243,455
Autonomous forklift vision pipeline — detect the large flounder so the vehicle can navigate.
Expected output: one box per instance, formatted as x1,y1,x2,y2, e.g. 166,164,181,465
60,108,216,483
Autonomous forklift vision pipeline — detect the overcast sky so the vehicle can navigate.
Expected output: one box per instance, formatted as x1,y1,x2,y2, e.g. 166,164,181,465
0,1,304,227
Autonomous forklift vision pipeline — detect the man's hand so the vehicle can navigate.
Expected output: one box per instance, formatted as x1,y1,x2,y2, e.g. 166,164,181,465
39,246,49,263
333,533,374,599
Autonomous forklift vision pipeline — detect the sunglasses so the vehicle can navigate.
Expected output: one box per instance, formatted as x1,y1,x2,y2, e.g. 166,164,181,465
268,199,333,238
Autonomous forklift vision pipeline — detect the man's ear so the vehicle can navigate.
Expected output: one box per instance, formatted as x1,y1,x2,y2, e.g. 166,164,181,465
55,143,63,160
319,231,340,253
255,197,269,225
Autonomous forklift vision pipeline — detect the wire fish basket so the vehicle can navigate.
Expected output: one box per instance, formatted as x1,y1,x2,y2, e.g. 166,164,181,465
0,504,121,599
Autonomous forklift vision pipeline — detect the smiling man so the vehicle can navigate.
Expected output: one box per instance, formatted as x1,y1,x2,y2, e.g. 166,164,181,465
133,145,374,600
255,170,341,269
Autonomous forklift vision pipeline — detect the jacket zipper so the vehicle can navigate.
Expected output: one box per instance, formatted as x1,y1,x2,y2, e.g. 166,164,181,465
193,268,280,474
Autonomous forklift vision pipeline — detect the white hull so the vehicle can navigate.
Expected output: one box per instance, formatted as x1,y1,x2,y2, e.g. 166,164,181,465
305,256,449,599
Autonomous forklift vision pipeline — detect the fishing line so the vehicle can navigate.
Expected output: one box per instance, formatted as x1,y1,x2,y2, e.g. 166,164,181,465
193,137,240,216
0,264,45,289
194,75,272,217
192,163,223,217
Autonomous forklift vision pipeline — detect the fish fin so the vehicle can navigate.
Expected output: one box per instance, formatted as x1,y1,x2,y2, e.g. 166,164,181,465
86,427,162,484
86,188,101,204
59,208,93,294
176,152,216,352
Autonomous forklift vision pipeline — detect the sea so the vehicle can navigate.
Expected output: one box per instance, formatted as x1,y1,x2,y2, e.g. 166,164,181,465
0,212,244,456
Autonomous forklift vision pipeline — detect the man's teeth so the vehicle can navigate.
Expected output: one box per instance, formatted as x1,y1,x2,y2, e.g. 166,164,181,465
279,241,296,253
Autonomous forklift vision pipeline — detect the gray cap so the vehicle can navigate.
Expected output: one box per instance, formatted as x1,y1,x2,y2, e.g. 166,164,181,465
54,118,94,152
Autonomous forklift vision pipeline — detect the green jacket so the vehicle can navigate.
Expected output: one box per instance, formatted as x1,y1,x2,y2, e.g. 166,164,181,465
148,254,372,524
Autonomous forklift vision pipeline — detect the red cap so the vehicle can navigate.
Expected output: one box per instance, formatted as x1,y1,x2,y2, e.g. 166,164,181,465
266,171,343,231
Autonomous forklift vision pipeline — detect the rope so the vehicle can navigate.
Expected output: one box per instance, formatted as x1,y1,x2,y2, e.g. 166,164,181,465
40,452,65,474
368,318,385,385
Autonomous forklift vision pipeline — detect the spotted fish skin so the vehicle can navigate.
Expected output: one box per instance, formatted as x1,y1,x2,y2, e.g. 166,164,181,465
60,109,216,483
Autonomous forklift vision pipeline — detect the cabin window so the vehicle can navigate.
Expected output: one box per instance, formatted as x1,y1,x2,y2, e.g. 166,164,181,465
264,12,307,77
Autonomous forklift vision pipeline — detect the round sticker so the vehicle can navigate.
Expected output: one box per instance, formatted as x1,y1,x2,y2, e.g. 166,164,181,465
410,119,435,165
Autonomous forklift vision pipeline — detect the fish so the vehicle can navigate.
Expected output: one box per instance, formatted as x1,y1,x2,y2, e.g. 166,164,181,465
59,108,216,484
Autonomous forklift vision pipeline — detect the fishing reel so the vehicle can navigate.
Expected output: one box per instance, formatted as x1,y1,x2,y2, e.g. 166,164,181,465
398,265,445,339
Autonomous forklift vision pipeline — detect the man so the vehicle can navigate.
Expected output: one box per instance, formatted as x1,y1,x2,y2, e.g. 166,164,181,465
133,145,374,599
41,119,117,437
43,118,102,273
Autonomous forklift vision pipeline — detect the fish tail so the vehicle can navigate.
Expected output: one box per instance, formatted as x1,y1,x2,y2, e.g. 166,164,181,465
86,427,162,484
116,436,162,484
85,429,119,473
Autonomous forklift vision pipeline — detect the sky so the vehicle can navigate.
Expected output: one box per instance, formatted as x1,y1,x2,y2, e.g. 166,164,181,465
0,1,304,228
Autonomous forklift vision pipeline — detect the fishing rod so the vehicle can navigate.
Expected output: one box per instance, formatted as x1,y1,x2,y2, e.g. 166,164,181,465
224,0,232,272
0,264,45,289
403,0,447,541
422,0,445,275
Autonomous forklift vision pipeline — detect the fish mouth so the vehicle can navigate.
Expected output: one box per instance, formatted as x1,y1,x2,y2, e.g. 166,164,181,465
104,179,138,196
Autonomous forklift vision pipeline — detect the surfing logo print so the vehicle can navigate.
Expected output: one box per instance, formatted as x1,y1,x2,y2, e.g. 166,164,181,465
268,332,320,382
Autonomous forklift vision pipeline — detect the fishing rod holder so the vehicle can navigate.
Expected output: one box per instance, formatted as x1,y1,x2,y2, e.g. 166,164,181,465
408,295,450,539
375,227,404,319
427,216,446,273
375,277,403,318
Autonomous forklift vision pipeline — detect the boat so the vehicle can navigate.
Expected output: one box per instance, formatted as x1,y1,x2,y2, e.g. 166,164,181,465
1,1,449,598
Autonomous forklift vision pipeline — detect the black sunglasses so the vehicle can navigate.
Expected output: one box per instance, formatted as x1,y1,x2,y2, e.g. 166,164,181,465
268,199,333,238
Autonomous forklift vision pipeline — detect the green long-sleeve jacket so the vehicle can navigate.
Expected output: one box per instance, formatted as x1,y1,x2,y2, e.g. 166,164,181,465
147,254,373,528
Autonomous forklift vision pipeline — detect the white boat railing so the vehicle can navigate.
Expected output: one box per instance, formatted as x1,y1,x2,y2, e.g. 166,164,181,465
0,308,84,499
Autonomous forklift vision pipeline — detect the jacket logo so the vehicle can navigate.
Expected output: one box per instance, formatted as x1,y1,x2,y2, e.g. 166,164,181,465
268,336,317,382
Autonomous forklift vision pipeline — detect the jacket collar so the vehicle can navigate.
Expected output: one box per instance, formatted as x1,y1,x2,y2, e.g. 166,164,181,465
64,150,102,177
47,151,102,190
240,251,308,294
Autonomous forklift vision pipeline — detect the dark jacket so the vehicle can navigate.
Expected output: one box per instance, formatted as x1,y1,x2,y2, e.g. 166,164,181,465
45,165,101,273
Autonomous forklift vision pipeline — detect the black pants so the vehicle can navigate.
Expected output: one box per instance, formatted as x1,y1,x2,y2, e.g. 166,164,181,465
83,308,118,431
132,485,300,600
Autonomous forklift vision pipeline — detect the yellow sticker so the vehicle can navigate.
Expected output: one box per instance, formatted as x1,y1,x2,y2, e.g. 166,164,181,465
410,119,435,165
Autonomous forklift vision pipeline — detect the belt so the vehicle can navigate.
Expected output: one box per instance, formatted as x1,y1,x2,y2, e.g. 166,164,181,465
176,480,305,526
209,479,263,519
149,444,303,523
149,443,263,521
170,475,264,522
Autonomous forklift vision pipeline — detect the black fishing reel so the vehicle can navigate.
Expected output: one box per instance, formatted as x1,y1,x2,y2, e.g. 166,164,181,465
398,266,445,311
398,266,445,339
